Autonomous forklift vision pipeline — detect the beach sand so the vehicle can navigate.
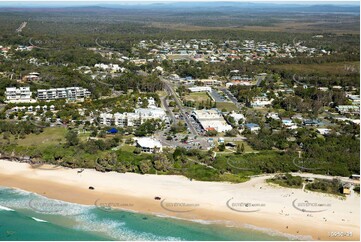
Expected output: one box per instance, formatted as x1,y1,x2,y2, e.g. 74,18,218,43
0,159,359,241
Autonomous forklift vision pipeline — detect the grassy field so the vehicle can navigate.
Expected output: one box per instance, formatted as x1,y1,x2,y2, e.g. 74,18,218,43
156,90,167,98
119,144,136,152
216,140,254,153
16,127,67,147
271,61,360,76
216,102,238,112
233,141,254,153
183,92,211,103
150,18,360,34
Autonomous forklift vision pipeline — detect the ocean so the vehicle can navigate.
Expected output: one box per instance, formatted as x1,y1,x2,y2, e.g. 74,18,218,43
0,187,293,241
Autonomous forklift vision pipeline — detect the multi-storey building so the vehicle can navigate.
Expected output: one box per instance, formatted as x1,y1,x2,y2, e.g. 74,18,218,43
5,87,33,103
99,108,166,127
37,87,91,101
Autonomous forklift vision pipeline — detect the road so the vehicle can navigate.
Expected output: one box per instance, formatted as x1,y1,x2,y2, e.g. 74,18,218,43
160,77,198,136
290,172,360,185
292,74,314,88
255,76,264,87
15,21,27,33
250,172,360,186
209,89,227,102
220,88,243,110
160,96,176,123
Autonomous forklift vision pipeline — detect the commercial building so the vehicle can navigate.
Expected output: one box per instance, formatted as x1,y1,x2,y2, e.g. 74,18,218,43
135,137,163,153
196,79,221,86
192,109,232,133
135,108,167,122
188,86,212,93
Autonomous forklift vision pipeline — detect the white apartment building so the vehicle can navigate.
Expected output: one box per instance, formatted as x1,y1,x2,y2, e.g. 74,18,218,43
5,87,34,103
135,108,166,122
37,87,91,101
99,108,166,127
99,113,114,125
192,109,232,133
113,112,141,127
94,63,124,72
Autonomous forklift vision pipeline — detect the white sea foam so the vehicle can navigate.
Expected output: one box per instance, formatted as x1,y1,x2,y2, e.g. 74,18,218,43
153,212,222,225
0,186,32,195
0,205,15,211
73,213,181,241
243,223,313,241
0,187,90,216
31,217,48,223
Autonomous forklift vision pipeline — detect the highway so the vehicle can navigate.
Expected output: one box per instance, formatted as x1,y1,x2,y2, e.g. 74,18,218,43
160,77,198,136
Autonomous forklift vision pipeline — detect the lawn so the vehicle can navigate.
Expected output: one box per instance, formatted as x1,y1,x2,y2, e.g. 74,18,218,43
119,144,136,152
16,127,67,147
216,102,238,112
183,92,211,103
233,141,254,153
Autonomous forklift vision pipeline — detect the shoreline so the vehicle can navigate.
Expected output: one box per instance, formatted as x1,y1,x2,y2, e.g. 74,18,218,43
0,159,359,241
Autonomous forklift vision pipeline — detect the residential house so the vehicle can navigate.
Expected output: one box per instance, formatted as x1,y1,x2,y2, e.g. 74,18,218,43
244,123,260,132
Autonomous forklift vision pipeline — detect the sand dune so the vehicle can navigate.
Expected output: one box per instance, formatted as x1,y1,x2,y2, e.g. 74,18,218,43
0,159,359,241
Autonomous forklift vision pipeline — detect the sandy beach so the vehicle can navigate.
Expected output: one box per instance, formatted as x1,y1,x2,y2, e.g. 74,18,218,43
0,159,359,241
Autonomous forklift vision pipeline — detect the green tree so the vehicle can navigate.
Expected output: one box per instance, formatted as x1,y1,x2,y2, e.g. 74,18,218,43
65,130,79,147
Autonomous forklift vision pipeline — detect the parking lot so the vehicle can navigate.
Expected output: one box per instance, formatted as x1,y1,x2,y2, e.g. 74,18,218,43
209,89,227,102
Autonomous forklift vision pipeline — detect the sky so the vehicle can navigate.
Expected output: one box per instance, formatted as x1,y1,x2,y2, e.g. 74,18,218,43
0,0,359,7
0,0,359,3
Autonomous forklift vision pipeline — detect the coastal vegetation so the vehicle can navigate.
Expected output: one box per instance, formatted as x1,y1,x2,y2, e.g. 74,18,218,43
305,179,344,196
267,174,303,189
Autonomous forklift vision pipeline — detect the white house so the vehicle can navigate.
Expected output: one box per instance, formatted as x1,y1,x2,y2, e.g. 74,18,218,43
244,123,260,132
229,111,245,123
281,118,294,127
336,105,359,114
266,112,280,120
251,95,273,107
317,128,331,135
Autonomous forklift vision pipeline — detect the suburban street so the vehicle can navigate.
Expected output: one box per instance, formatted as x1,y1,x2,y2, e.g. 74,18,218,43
160,95,176,123
160,76,198,136
220,88,243,110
